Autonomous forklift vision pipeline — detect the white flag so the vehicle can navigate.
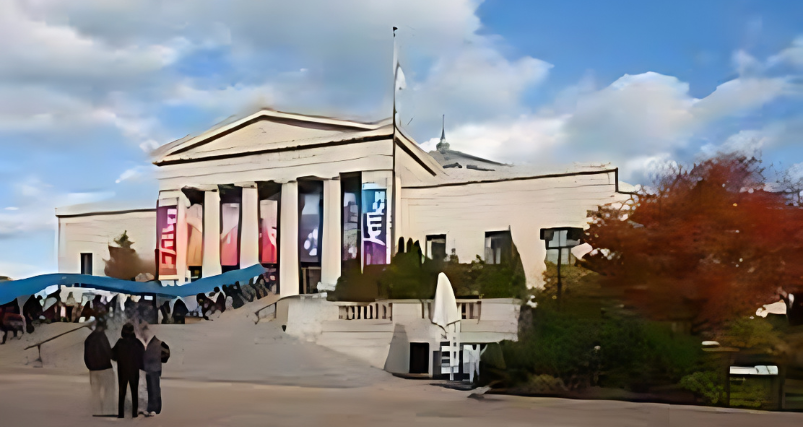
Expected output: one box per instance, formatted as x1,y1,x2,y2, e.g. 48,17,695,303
395,63,406,91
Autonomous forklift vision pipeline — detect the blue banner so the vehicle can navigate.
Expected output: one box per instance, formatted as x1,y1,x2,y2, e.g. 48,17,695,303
0,264,266,305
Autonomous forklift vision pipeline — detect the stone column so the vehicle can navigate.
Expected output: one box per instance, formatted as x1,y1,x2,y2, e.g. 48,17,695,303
176,194,189,284
320,178,341,291
239,183,260,268
202,190,222,277
279,181,299,297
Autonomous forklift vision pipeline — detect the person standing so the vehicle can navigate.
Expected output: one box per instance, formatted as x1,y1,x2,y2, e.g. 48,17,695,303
172,299,188,324
111,323,144,418
84,322,115,416
140,325,166,416
65,292,78,322
22,295,43,333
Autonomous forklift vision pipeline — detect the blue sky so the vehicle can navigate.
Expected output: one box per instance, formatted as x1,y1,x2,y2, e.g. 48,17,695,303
0,0,801,278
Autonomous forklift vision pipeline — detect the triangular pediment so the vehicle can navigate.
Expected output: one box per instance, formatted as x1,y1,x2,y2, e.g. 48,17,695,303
153,109,392,165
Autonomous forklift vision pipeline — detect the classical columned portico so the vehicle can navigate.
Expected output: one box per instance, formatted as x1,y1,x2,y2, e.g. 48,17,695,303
279,181,299,297
320,178,341,291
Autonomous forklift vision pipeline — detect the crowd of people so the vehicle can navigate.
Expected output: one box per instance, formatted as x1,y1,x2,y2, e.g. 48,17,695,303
0,274,276,342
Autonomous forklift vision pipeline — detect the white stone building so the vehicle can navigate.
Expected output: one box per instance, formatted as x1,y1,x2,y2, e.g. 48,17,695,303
56,108,632,377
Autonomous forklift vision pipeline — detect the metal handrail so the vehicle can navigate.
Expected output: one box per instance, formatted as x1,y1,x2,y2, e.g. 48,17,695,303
24,322,93,367
254,302,278,324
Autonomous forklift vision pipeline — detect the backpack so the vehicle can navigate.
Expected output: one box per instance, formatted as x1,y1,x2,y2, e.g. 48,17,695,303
160,341,170,363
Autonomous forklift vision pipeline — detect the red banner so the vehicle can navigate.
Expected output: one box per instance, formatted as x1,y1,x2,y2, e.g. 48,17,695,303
157,205,178,277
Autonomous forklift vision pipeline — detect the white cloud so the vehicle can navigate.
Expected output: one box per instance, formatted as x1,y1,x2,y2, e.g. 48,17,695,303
4,207,18,211
623,153,677,182
166,82,283,117
700,130,769,158
403,45,553,128
0,176,114,238
0,1,180,88
115,165,155,184
443,69,799,180
769,35,803,68
733,49,764,77
433,113,568,163
693,77,793,122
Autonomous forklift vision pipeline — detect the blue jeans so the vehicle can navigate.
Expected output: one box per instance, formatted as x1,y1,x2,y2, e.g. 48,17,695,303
145,371,161,414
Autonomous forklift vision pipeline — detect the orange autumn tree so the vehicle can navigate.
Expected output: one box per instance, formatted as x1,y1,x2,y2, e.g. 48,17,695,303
581,154,803,332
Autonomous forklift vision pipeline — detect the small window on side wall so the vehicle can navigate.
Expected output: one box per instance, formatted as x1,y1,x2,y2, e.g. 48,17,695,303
540,227,583,265
80,253,93,275
426,235,447,262
484,230,511,265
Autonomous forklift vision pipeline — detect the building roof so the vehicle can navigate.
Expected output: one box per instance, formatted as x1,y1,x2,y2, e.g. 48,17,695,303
56,200,155,218
148,107,629,189
151,108,392,165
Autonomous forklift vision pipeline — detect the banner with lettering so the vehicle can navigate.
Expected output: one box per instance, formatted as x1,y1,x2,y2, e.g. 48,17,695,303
157,205,178,277
362,188,388,265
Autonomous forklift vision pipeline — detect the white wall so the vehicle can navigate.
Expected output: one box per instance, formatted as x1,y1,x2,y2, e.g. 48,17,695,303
157,139,394,190
460,299,520,343
402,171,627,288
57,211,156,276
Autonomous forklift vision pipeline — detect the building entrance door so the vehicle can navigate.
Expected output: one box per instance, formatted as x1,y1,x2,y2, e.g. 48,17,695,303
409,342,429,374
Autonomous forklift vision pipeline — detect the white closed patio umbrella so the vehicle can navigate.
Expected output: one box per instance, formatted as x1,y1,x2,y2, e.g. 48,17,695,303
432,273,461,380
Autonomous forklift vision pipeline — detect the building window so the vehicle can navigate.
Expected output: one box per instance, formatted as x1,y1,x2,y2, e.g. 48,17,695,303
426,234,447,262
80,253,93,275
484,230,511,265
540,227,583,265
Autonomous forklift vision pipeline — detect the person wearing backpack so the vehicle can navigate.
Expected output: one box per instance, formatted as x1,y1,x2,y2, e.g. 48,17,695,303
140,325,169,416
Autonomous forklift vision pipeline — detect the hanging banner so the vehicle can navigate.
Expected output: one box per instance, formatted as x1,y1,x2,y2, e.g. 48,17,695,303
259,198,279,264
342,192,360,261
157,205,178,277
220,203,240,266
186,203,203,267
362,188,388,265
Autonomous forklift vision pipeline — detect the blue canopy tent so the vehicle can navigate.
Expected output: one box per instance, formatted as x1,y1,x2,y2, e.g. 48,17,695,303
0,264,266,305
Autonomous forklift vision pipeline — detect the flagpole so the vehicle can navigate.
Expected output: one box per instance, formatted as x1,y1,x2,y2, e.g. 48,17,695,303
391,26,398,259
392,26,398,135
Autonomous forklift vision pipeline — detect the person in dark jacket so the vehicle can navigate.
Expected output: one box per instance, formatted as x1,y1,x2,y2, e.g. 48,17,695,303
196,293,211,320
140,325,165,416
0,300,24,344
172,299,188,324
23,295,43,333
229,284,245,309
84,322,115,416
214,287,226,313
111,323,144,418
124,297,136,319
159,301,172,324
